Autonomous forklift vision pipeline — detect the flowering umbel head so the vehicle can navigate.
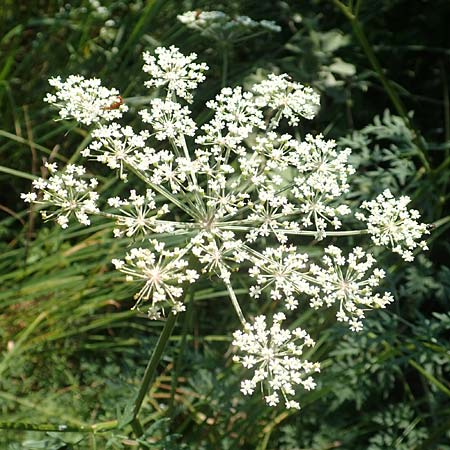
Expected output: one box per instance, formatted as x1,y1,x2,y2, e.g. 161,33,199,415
21,162,99,228
23,45,431,411
142,46,208,102
112,240,198,319
356,189,429,261
232,313,320,409
44,75,128,125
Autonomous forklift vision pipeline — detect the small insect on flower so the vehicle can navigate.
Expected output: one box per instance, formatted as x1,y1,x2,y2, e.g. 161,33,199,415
102,95,124,111
194,9,202,19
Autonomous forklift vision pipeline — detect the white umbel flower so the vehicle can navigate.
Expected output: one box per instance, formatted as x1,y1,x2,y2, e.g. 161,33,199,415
232,313,320,409
112,240,198,319
24,45,432,411
356,189,429,261
249,245,317,311
82,123,149,180
252,73,320,125
142,46,208,102
310,246,394,332
107,189,172,238
22,162,99,228
44,75,127,125
197,87,265,151
291,134,354,238
139,99,196,144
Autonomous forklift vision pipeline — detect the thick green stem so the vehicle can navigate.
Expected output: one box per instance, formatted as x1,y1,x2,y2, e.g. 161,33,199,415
130,418,144,437
131,312,178,436
169,293,194,417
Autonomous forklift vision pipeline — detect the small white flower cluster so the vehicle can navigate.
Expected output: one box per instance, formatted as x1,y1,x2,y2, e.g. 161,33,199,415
112,240,198,319
249,245,317,311
232,313,320,409
356,189,429,261
310,246,394,332
252,74,321,125
139,99,196,144
142,46,208,102
107,189,172,238
44,75,128,125
24,45,431,410
197,86,265,151
192,231,247,283
82,124,149,180
21,162,99,228
292,134,354,238
177,10,281,43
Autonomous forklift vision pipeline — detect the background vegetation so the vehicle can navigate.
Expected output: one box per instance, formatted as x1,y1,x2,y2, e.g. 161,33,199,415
1,0,449,448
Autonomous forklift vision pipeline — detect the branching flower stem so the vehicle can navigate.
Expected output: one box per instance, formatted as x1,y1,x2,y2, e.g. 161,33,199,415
218,224,369,236
225,280,246,325
127,162,202,220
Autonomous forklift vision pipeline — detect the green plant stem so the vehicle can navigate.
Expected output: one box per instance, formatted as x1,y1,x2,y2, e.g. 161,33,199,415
131,312,178,436
130,418,144,438
329,0,431,171
409,359,450,397
224,281,246,325
0,420,118,433
219,225,369,236
169,292,194,417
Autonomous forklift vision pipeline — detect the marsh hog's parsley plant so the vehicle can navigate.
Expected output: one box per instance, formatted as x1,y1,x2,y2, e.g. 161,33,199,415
22,44,429,410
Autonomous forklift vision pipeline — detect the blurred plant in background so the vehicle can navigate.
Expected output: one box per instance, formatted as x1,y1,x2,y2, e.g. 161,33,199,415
1,0,449,449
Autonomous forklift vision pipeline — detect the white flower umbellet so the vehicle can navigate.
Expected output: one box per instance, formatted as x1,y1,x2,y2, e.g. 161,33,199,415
356,189,429,261
232,313,320,409
44,75,128,125
142,46,208,102
23,44,430,410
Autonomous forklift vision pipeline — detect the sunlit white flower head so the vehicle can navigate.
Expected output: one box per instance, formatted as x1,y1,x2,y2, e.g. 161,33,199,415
197,87,265,151
252,73,320,125
310,246,394,332
82,123,149,180
139,99,196,144
291,133,354,238
24,45,432,411
232,313,320,409
21,162,99,228
44,75,128,125
112,240,198,319
245,187,297,244
253,132,301,172
107,189,172,238
356,189,429,261
142,46,208,102
192,231,248,282
249,245,317,310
